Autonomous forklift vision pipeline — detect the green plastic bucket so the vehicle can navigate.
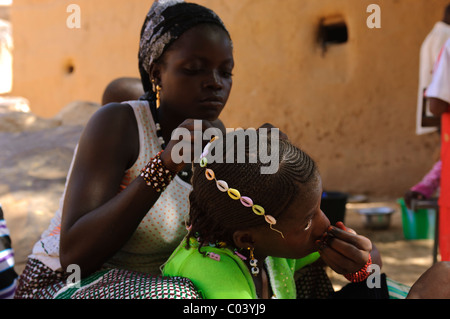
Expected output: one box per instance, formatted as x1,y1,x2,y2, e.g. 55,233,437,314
398,198,436,240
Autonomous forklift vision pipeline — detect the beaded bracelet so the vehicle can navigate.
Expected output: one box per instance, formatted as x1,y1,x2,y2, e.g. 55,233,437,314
140,151,176,192
343,254,372,283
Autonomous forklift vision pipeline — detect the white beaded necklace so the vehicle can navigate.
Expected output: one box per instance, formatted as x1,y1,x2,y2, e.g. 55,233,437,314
154,119,191,180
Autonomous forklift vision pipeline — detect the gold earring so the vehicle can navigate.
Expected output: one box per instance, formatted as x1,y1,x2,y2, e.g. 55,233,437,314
156,85,161,108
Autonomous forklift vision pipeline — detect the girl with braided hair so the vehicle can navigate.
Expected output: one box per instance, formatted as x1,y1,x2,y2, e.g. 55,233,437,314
164,131,450,299
14,0,233,299
163,131,378,299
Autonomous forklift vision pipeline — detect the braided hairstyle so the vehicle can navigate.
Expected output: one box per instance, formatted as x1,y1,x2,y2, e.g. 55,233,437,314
186,130,319,252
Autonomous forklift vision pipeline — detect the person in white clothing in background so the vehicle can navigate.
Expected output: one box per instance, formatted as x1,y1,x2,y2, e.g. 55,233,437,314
416,4,450,135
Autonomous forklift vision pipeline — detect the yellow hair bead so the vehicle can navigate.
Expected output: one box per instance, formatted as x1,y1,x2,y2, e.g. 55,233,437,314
227,188,241,200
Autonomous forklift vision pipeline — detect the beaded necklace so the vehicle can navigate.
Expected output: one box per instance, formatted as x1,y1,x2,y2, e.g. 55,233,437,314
151,104,192,183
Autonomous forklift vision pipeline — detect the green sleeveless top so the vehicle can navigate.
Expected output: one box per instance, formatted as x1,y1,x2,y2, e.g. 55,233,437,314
162,237,320,299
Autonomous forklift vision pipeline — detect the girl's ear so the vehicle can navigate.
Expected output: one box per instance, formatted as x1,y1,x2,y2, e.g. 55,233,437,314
232,230,255,249
149,63,162,86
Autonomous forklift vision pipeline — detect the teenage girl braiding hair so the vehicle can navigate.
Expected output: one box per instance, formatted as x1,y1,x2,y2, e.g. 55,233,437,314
14,0,233,299
164,131,372,299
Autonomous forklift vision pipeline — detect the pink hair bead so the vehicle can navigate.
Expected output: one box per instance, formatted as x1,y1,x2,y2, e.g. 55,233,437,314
207,252,221,261
234,250,247,261
240,196,253,207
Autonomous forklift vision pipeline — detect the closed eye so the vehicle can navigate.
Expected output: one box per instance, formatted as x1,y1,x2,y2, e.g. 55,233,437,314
304,218,312,231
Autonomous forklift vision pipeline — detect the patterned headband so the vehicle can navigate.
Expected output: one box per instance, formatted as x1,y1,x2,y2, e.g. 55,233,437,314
139,0,230,76
199,137,285,239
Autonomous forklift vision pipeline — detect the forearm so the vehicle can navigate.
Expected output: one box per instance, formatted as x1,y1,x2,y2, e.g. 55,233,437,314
429,97,449,117
410,160,442,198
59,176,163,276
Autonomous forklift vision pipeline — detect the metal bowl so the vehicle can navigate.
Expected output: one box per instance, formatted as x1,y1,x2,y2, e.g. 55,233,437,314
357,207,395,230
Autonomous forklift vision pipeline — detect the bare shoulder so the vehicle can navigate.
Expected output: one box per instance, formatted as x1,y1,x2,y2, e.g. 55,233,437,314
78,102,139,168
85,102,137,133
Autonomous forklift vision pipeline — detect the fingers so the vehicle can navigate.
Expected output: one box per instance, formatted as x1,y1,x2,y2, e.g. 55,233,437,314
319,244,363,274
316,223,372,274
163,119,219,169
327,226,372,252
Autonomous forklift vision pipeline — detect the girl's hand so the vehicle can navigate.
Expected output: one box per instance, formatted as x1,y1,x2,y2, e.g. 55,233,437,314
404,190,426,209
316,222,372,275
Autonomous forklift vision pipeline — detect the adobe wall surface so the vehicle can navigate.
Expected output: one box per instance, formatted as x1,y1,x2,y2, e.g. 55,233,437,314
9,0,446,197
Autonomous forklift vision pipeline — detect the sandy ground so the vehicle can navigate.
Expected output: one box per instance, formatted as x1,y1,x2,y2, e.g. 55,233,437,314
328,199,437,290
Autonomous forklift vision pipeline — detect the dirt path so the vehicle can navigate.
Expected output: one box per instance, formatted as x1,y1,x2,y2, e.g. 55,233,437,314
328,200,437,289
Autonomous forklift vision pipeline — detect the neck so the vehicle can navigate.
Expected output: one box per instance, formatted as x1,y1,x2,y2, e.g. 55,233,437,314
252,264,270,299
156,106,184,148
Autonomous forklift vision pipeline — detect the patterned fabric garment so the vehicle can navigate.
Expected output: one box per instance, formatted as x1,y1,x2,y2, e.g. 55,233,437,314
15,258,200,299
0,205,18,299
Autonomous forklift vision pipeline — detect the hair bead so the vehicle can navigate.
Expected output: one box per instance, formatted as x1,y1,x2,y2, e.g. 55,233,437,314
216,180,229,192
200,157,208,167
205,169,215,180
207,252,221,261
264,215,277,225
201,143,211,159
252,205,265,216
227,188,241,200
240,196,253,207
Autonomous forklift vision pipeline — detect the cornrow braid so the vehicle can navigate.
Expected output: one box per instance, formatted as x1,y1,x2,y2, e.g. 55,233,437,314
186,131,318,253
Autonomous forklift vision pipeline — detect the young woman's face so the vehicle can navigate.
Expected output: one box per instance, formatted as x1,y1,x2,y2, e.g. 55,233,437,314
156,24,234,121
253,174,330,260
